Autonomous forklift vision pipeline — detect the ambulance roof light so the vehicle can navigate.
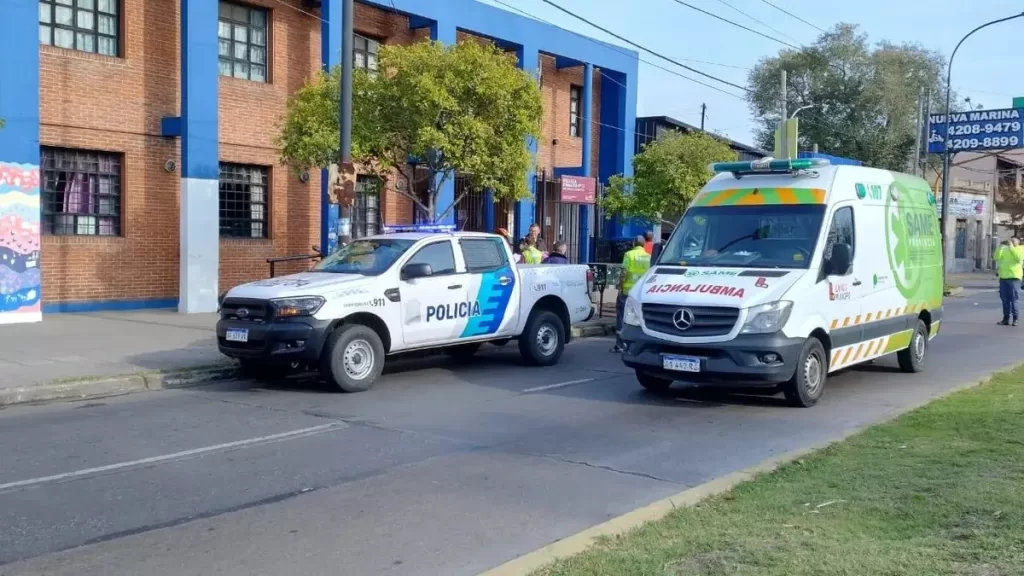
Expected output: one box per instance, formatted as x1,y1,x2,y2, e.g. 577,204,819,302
709,157,830,177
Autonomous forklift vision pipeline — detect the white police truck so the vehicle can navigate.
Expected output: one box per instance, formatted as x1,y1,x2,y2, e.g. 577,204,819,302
216,226,595,392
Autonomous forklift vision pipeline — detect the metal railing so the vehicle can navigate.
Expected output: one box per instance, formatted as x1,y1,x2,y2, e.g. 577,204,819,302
586,262,623,318
267,247,322,278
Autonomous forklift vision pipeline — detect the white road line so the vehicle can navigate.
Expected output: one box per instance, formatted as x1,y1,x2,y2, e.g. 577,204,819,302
0,423,341,493
522,378,596,393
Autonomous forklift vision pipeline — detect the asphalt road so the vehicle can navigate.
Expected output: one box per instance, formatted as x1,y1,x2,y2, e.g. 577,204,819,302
1,291,1020,576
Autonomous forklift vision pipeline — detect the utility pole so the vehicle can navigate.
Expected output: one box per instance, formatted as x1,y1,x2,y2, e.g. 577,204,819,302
780,70,788,159
700,103,706,131
922,88,931,177
912,87,923,177
338,0,355,241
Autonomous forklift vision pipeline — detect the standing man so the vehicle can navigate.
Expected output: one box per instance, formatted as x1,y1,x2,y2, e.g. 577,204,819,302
611,236,652,353
528,222,547,252
994,237,1023,326
643,231,654,255
542,241,569,264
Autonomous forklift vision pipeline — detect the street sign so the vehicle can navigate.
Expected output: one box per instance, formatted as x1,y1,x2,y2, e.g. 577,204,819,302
927,108,1024,153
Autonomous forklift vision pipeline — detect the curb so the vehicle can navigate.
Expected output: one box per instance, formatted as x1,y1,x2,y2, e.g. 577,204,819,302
0,323,617,409
477,364,1019,576
0,365,239,408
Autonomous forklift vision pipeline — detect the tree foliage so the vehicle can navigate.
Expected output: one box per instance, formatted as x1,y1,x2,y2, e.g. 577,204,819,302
747,24,954,170
602,130,736,226
277,39,543,222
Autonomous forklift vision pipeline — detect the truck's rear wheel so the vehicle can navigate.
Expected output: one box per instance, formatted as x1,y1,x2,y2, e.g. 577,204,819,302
897,319,928,373
781,337,827,408
636,371,673,393
321,324,385,392
519,310,565,366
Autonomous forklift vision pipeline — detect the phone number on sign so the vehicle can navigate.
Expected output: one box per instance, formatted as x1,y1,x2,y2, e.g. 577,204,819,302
946,122,1021,136
948,136,1020,150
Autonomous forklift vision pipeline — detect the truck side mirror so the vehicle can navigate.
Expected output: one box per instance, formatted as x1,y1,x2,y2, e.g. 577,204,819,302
827,243,852,276
401,263,433,280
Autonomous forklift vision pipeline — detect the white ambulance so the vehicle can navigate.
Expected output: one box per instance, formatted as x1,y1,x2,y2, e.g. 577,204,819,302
216,227,594,392
620,157,943,407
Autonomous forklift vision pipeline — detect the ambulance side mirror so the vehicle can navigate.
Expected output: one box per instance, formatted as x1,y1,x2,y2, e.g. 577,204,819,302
826,243,852,276
401,263,433,280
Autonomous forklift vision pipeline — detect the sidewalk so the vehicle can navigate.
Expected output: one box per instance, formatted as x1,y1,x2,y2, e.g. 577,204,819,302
0,297,615,406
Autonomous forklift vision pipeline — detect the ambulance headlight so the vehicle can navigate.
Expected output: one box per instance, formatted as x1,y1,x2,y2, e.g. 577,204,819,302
740,301,792,334
623,296,642,326
272,296,325,318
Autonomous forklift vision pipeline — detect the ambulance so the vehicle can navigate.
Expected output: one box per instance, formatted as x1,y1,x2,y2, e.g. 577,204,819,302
619,157,943,407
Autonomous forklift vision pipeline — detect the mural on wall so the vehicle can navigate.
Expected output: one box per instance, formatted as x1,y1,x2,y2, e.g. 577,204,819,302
0,162,41,324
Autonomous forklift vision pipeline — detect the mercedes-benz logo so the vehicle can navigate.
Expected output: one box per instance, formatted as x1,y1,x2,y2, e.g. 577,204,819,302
672,308,695,331
236,308,250,319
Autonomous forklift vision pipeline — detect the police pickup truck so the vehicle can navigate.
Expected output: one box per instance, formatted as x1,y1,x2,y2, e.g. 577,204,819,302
216,227,595,392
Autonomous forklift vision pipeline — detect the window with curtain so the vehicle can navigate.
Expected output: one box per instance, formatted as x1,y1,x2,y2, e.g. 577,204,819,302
39,0,120,57
218,1,268,82
219,163,269,238
569,85,581,137
40,146,122,236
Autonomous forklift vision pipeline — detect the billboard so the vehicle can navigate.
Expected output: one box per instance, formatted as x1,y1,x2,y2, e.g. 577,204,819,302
928,108,1023,153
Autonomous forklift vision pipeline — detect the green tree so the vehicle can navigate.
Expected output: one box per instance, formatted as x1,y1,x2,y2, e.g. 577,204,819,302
747,24,952,170
278,39,543,222
602,130,736,227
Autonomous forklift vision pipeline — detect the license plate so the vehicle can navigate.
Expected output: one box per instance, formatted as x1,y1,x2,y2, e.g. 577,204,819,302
662,354,701,372
225,328,249,343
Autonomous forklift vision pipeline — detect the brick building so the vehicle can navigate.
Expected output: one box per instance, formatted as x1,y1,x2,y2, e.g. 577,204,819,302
0,0,637,322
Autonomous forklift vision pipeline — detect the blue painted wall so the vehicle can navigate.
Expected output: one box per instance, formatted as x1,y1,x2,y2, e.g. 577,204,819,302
320,0,342,255
0,0,40,167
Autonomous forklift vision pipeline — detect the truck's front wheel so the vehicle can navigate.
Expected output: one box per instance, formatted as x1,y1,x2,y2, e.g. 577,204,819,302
321,324,386,392
519,310,566,366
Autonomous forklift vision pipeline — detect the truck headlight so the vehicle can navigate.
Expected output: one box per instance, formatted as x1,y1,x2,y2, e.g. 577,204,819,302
740,301,792,334
272,296,325,318
623,296,642,326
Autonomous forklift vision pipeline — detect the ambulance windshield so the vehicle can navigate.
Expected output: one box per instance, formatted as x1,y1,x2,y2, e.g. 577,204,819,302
314,238,416,275
659,204,826,269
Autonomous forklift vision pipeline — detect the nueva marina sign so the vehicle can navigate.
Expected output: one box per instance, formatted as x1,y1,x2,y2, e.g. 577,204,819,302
928,108,1024,153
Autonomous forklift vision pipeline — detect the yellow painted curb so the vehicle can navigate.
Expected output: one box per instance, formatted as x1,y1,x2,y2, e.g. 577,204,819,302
478,363,1020,576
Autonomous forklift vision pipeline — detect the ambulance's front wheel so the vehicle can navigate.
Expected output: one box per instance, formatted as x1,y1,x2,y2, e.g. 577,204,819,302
897,319,928,373
781,337,827,408
321,324,386,393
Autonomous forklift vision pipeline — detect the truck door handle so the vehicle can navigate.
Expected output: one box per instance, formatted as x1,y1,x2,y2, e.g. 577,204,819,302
447,284,463,290
852,279,862,286
498,276,512,285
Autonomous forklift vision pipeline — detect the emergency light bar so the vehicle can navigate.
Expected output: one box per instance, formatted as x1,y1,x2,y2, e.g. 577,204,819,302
381,224,456,234
710,157,830,177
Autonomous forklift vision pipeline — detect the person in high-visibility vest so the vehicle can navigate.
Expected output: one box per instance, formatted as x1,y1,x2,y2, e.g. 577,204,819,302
994,237,1024,326
611,236,652,352
520,236,544,264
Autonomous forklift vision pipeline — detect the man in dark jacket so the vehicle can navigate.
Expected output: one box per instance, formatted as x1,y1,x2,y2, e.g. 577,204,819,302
542,241,569,264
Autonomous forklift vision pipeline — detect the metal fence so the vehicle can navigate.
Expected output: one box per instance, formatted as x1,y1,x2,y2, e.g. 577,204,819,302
533,170,601,263
452,176,515,233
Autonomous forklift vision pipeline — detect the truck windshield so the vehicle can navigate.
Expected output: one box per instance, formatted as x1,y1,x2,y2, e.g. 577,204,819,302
313,238,416,275
658,204,826,269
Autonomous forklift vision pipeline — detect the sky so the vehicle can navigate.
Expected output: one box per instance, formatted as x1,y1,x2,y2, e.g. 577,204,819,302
481,0,1024,149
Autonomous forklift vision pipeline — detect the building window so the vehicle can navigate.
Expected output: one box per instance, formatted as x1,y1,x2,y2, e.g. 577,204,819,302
353,34,379,73
352,176,380,239
569,85,581,137
219,163,269,238
218,1,268,82
40,146,122,236
39,0,120,57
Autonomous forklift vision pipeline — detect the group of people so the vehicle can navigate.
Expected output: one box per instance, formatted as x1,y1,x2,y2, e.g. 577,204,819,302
995,238,1024,326
496,223,570,265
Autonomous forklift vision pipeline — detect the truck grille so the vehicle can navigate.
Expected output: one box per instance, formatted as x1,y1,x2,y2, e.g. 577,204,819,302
642,303,739,337
220,298,271,323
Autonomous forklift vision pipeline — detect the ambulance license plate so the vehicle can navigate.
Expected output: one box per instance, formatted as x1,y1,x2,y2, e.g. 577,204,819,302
662,354,700,372
225,328,249,343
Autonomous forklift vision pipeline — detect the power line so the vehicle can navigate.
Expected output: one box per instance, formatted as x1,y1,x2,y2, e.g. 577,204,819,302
490,0,746,98
757,0,825,33
668,0,799,48
711,0,804,45
537,0,751,93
